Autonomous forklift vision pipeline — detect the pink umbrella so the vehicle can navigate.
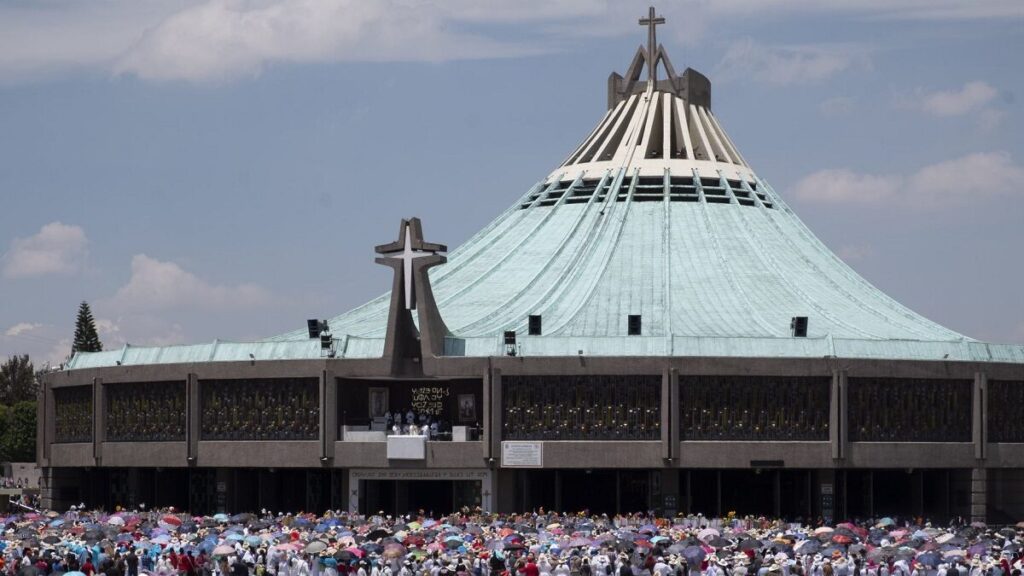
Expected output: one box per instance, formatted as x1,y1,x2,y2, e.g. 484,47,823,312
345,546,365,558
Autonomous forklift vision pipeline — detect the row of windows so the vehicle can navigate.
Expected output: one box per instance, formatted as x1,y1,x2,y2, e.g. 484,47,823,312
52,378,1024,444
521,176,772,209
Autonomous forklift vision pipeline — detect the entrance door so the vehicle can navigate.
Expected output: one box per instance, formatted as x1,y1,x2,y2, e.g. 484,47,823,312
360,480,479,515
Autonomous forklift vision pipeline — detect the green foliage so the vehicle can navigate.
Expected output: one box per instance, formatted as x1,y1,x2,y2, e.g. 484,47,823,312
0,356,38,462
0,405,10,462
3,401,36,462
72,300,103,354
0,354,36,405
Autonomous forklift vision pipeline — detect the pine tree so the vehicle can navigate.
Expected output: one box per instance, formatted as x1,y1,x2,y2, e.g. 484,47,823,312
72,301,103,354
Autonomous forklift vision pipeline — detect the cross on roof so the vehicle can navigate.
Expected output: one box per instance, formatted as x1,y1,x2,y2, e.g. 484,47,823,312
639,6,665,85
381,226,438,310
375,218,447,312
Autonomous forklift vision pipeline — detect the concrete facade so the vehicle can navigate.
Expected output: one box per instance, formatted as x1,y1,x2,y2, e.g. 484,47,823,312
39,354,1024,521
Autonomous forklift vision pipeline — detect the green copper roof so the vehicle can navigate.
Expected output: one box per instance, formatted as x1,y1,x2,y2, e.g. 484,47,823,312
66,81,1024,370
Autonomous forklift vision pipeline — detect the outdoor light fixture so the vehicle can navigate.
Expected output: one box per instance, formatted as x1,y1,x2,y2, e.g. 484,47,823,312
504,331,517,356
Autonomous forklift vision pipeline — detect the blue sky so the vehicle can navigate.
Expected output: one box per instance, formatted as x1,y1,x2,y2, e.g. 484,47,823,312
1,0,1022,365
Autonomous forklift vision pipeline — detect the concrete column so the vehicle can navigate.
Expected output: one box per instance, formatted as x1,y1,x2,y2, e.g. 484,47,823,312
320,369,337,462
973,372,987,460
830,370,847,460
669,368,680,460
482,367,492,460
93,378,105,464
187,373,199,464
490,369,502,461
661,368,671,460
971,468,987,523
324,369,337,456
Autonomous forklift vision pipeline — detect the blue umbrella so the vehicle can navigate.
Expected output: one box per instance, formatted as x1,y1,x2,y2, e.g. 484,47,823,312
682,546,706,566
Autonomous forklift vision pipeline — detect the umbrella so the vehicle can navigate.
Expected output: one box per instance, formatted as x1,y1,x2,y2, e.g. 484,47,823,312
832,535,853,545
382,543,407,559
344,547,365,558
333,550,355,562
213,545,234,556
708,537,732,549
568,538,590,548
738,540,761,551
367,528,391,541
943,550,966,559
682,546,706,565
305,541,328,554
794,540,820,554
107,517,125,527
698,528,720,542
877,518,895,527
916,552,941,568
814,527,835,536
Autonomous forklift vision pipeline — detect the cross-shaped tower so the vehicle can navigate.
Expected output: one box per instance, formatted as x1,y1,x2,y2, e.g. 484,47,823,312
639,6,665,85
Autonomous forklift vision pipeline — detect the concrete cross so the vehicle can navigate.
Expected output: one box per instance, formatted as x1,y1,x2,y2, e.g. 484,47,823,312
639,6,665,84
385,226,435,310
375,218,447,311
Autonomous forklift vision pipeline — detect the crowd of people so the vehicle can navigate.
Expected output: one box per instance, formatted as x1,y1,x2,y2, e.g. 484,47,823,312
2,508,1022,576
384,411,456,439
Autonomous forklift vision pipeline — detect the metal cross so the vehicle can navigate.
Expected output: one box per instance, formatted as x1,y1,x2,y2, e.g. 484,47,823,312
639,6,665,84
383,225,437,310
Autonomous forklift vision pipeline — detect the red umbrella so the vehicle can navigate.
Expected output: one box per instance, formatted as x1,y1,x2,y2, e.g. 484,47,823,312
161,515,182,527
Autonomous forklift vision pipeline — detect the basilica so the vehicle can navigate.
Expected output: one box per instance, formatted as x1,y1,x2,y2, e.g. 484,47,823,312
42,9,1024,522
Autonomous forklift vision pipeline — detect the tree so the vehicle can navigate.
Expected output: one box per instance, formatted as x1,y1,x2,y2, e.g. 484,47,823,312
3,401,36,462
72,300,103,354
0,355,36,406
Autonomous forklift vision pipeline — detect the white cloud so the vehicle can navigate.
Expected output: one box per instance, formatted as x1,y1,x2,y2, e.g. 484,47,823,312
819,96,856,117
916,81,999,117
1,222,88,279
791,151,1024,207
716,39,870,85
113,0,542,82
791,169,900,204
110,254,272,311
4,323,43,338
705,0,1024,20
1,0,1019,84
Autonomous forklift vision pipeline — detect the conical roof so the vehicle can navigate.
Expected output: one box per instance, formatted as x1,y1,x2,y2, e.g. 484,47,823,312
66,22,1024,370
263,46,1017,362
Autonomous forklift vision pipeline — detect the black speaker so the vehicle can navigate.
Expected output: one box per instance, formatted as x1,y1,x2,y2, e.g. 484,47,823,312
504,331,517,345
628,314,642,335
528,315,542,336
307,319,321,338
